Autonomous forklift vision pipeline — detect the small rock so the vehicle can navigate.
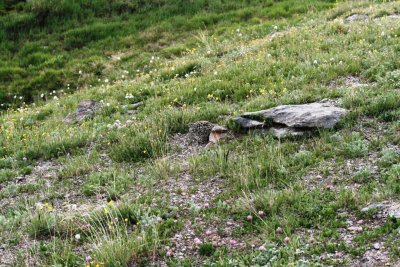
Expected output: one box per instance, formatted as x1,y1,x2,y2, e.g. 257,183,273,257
229,239,237,246
334,251,343,259
361,202,386,213
64,100,102,124
348,226,363,232
283,237,290,244
373,243,380,250
194,238,202,246
388,203,400,219
258,245,266,251
344,14,369,23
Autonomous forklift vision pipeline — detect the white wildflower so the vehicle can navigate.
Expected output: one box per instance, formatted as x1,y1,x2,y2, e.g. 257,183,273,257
125,93,134,99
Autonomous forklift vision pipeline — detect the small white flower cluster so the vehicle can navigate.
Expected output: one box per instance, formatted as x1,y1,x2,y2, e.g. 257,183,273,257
125,93,134,99
107,119,133,129
99,100,111,107
149,55,160,64
236,28,243,37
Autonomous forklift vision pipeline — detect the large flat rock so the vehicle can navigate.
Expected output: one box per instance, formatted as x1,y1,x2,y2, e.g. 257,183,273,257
242,102,347,129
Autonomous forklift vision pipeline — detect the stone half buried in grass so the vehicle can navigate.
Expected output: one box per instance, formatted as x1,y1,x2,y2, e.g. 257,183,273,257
64,100,102,124
361,201,400,219
242,102,347,129
388,204,400,219
233,102,347,138
344,14,369,23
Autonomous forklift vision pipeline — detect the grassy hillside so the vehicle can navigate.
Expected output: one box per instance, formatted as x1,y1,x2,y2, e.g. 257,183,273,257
0,0,334,107
1,0,400,266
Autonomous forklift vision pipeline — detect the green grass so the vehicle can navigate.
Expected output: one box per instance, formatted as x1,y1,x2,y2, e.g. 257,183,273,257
0,0,336,107
1,0,400,266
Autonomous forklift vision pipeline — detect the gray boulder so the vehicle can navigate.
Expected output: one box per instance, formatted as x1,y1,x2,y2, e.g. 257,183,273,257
242,102,347,129
64,100,102,124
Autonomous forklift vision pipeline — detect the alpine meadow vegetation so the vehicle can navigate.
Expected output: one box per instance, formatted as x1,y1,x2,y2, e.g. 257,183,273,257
0,0,400,266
